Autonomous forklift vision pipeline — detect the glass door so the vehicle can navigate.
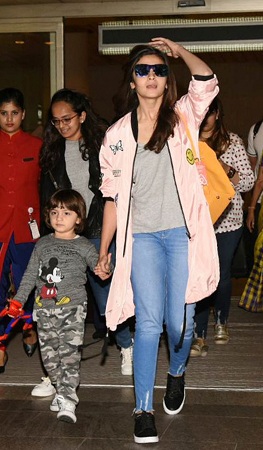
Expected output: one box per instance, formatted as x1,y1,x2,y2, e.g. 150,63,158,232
0,18,63,133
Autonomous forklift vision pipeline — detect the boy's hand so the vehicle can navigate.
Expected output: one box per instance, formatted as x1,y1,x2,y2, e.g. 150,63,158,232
94,253,113,280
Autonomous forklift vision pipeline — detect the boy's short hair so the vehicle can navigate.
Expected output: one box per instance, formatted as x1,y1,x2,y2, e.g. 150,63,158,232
0,87,25,110
44,189,86,233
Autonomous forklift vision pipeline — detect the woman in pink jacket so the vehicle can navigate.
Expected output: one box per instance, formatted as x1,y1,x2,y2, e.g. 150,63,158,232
98,38,219,444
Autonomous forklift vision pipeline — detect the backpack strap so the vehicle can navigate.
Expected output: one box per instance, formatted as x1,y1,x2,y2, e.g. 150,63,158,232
253,119,263,139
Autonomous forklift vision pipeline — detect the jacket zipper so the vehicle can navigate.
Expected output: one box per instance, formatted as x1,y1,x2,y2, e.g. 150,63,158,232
122,143,138,257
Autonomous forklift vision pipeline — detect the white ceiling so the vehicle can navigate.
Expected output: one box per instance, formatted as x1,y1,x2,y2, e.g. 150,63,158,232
2,0,135,2
0,0,262,15
0,1,262,67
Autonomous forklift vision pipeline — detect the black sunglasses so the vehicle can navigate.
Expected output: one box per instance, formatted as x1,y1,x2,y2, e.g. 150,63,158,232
134,64,168,78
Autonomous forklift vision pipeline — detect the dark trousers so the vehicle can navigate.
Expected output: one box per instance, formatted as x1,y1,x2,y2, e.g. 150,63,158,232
0,234,35,335
194,226,243,338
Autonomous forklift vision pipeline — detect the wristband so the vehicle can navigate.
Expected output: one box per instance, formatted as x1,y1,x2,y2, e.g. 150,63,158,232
227,167,236,179
248,206,255,209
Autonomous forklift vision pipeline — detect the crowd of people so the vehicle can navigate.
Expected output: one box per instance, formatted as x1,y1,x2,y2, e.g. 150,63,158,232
190,96,254,357
0,35,260,444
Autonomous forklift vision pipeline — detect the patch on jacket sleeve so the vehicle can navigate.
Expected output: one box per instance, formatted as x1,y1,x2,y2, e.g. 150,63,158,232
186,148,195,165
110,140,123,155
113,169,121,177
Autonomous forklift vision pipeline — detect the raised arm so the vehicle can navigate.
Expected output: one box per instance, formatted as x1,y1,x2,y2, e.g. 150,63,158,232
150,38,213,76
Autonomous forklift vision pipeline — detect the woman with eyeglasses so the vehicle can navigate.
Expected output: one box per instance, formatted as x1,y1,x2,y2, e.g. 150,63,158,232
190,97,254,358
31,88,134,399
97,39,219,443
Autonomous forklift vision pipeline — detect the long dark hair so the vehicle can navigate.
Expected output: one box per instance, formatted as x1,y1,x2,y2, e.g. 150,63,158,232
199,96,230,158
113,45,179,153
40,88,108,171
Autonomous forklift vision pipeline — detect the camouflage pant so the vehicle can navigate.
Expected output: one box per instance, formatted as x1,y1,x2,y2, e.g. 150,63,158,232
34,304,87,405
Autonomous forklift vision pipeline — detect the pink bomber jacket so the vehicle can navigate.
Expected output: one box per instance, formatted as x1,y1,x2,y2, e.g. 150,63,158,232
100,76,220,331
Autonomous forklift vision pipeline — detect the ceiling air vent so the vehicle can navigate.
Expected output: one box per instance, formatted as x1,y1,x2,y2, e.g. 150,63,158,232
98,17,263,55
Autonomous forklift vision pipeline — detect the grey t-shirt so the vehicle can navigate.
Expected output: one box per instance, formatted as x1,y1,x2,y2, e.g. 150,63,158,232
65,140,94,216
15,234,99,312
132,143,185,233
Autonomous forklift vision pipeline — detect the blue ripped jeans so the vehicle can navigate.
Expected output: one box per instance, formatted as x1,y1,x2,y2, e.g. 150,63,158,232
131,227,196,412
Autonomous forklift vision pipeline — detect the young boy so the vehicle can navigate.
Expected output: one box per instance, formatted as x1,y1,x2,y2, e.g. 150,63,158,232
4,189,111,423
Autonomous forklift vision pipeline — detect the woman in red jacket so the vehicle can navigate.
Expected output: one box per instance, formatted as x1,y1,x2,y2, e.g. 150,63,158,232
0,87,42,372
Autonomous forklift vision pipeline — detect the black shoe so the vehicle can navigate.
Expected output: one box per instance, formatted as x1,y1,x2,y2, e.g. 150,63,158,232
134,411,159,444
22,330,38,357
92,329,107,340
23,341,38,357
163,372,185,415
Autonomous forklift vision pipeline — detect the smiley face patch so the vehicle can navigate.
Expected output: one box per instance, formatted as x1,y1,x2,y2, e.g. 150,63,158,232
186,148,195,165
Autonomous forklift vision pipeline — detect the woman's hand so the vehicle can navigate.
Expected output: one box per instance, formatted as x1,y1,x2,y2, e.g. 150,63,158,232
150,37,213,76
150,38,183,58
219,160,240,186
94,253,112,280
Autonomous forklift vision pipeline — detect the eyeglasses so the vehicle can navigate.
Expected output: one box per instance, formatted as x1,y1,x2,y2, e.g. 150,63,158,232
134,64,168,78
51,113,79,127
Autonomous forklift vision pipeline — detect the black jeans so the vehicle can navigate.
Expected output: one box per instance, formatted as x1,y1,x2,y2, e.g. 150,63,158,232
194,226,243,338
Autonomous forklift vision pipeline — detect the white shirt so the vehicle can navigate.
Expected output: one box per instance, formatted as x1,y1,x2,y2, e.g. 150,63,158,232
246,121,263,204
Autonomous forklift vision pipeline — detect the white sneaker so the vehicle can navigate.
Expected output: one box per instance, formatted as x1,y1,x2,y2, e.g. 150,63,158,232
121,344,133,376
50,394,60,412
57,396,77,423
31,377,56,397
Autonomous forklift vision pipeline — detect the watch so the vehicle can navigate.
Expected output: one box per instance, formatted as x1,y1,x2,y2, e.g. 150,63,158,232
227,167,236,179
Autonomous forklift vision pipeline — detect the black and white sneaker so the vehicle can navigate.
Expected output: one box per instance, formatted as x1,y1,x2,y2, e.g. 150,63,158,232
163,372,185,415
134,411,159,444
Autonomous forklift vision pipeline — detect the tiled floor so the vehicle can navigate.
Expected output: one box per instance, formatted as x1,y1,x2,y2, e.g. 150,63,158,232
1,386,263,449
0,288,263,449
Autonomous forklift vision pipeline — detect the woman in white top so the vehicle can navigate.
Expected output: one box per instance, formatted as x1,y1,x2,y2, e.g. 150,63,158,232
190,96,254,357
31,89,133,397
